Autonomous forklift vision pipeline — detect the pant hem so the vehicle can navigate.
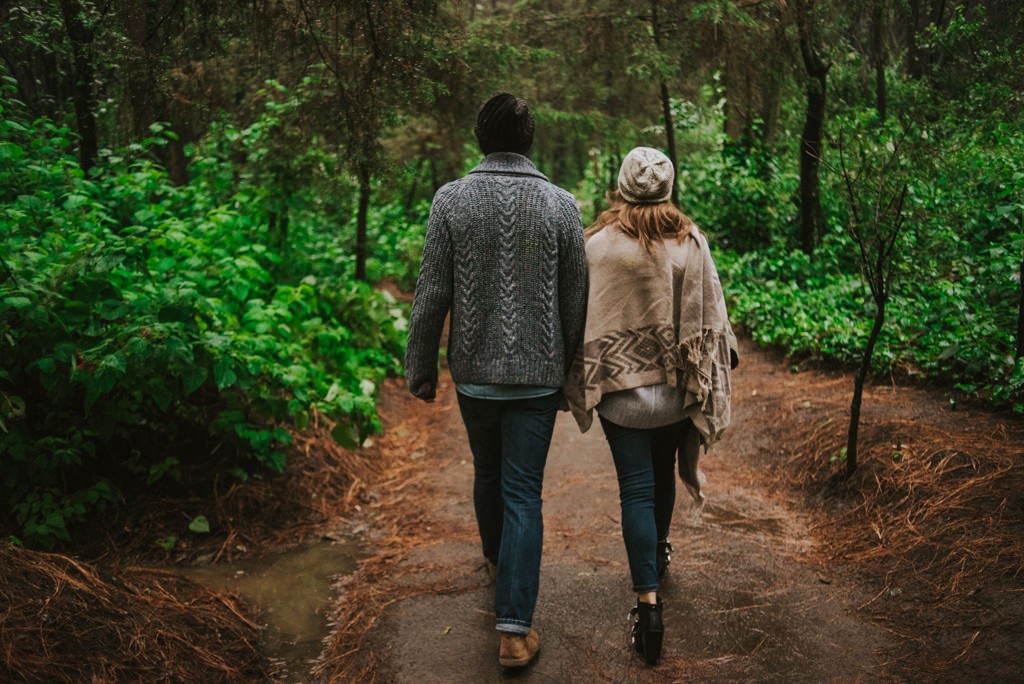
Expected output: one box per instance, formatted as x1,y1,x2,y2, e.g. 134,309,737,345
633,584,659,593
496,621,532,635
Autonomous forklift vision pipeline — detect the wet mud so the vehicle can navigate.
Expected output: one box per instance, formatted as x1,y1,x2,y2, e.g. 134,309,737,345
175,540,358,680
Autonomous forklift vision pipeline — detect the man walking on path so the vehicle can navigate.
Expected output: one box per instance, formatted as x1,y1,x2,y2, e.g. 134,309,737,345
404,92,587,668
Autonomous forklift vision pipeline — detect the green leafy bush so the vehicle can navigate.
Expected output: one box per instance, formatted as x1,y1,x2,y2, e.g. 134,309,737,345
713,111,1023,411
0,76,409,547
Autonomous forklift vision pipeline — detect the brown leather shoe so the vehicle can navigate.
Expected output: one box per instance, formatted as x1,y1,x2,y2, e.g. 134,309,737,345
498,628,540,667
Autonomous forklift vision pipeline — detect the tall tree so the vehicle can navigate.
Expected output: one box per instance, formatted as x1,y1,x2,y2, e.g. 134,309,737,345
297,0,444,281
649,0,679,206
121,0,191,184
448,0,665,196
702,0,788,152
903,0,955,80
794,0,830,254
57,0,98,172
870,0,887,121
1018,226,1024,361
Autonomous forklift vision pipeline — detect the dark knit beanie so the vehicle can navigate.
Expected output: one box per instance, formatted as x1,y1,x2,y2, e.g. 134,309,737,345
474,93,534,155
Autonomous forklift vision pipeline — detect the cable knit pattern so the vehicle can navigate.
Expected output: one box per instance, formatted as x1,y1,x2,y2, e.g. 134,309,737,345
449,186,481,356
405,153,587,397
536,215,559,359
495,176,519,356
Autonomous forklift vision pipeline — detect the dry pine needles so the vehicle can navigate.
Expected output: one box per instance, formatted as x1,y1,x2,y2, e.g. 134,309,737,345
0,544,273,682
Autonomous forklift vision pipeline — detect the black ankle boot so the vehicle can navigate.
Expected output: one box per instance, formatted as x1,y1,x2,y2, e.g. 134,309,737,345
629,597,664,665
656,540,672,579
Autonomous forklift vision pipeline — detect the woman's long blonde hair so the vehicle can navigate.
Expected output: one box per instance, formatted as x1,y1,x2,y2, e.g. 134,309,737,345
585,190,696,252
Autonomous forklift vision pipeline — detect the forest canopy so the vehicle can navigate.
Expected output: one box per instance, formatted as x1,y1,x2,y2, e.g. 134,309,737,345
2,0,1022,547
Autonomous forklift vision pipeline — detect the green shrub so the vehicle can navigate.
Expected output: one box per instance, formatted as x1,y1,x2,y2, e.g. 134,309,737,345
0,77,408,547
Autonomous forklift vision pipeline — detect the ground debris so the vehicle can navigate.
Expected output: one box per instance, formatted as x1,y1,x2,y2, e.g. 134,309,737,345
0,543,276,683
778,375,1024,680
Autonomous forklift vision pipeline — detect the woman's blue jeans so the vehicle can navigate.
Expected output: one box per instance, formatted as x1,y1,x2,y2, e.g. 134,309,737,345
599,415,692,593
457,391,560,635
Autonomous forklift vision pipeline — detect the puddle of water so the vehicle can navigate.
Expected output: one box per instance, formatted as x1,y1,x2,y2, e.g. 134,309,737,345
175,541,358,681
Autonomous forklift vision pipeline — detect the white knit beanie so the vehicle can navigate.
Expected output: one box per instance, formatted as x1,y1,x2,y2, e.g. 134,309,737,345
617,146,674,204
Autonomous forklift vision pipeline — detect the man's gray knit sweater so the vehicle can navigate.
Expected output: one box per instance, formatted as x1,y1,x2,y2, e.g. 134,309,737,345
405,152,587,399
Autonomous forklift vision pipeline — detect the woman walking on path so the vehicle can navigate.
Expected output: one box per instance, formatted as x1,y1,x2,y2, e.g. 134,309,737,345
566,146,735,665
405,93,588,669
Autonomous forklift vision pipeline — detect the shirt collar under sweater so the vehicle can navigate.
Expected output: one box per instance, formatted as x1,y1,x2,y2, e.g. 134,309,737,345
468,152,550,181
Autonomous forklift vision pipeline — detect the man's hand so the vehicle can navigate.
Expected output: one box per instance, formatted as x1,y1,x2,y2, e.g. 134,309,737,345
413,381,436,402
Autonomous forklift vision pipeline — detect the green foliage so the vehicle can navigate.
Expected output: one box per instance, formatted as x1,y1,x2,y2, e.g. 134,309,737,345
714,107,1023,410
363,199,430,291
3,0,1022,546
715,239,875,366
917,5,1024,116
687,146,799,251
0,75,409,547
674,81,800,252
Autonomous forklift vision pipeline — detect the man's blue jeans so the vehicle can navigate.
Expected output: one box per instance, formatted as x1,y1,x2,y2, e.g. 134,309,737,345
599,415,691,593
456,391,559,635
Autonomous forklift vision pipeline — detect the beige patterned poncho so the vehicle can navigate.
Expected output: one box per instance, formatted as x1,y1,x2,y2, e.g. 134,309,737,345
566,222,733,445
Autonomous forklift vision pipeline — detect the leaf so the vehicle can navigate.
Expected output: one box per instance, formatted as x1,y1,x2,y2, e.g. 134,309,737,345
182,366,207,395
0,141,25,162
330,422,360,449
213,358,237,390
155,535,177,551
188,515,211,534
265,450,286,472
3,296,32,310
149,381,173,412
100,352,127,375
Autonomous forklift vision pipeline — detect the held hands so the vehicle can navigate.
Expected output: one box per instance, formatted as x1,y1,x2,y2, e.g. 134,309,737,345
412,381,437,402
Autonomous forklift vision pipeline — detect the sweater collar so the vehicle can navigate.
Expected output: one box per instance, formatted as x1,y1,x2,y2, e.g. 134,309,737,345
468,152,549,181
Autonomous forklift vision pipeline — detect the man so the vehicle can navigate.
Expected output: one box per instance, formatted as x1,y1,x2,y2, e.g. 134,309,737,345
405,92,587,668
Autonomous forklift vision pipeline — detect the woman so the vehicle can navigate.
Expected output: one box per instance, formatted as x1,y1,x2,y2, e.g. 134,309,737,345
567,146,735,665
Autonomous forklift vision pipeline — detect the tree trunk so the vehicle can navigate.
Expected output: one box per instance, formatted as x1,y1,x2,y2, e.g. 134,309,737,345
608,151,621,193
57,0,98,172
124,1,157,145
268,199,289,251
355,165,371,282
798,72,827,253
761,19,789,151
796,0,829,254
906,0,924,78
650,0,679,206
721,51,746,144
760,70,783,151
123,0,189,186
404,158,426,212
871,0,887,122
1017,248,1024,360
659,79,679,206
164,125,189,186
847,298,887,476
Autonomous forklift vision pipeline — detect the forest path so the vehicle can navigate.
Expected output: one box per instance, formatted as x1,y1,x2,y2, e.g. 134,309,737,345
332,338,888,682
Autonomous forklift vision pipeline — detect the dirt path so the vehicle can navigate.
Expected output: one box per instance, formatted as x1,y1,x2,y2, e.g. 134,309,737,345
6,345,1018,682
330,340,889,682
